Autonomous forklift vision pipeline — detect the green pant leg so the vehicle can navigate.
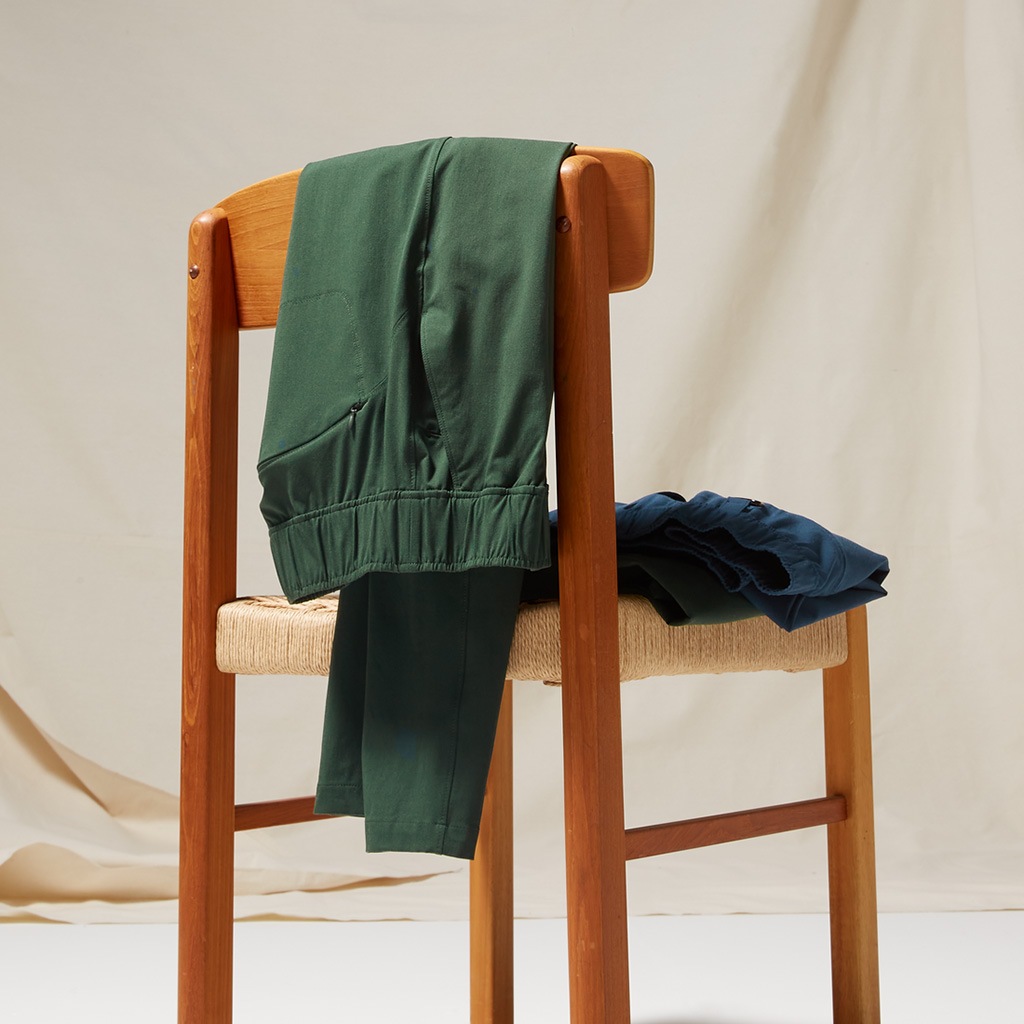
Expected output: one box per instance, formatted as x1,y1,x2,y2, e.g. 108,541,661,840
361,567,523,859
316,567,524,859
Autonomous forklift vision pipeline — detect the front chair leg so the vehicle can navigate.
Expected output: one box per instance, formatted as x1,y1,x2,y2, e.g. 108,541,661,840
470,680,515,1024
178,663,236,1023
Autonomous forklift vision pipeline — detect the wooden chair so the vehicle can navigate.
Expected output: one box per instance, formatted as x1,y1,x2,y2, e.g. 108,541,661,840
181,146,880,1023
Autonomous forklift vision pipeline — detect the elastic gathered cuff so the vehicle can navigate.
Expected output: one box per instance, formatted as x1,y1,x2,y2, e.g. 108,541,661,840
269,486,551,602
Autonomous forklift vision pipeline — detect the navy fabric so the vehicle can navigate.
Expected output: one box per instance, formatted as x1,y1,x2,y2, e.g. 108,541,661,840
519,518,761,626
593,491,889,631
521,490,888,630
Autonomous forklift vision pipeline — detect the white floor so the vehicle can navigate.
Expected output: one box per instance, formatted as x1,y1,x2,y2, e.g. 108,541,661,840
2,912,1021,1023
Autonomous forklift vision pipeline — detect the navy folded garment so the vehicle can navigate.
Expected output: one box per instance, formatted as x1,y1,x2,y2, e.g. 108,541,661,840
519,515,761,626
522,491,889,632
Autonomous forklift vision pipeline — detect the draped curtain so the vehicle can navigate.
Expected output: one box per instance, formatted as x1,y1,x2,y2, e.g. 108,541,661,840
1,0,1021,922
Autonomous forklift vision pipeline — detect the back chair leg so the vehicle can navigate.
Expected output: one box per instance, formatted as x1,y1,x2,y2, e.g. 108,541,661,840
822,605,881,1024
469,681,515,1024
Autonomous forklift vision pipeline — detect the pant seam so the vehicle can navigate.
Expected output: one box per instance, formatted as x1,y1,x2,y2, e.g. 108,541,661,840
440,571,472,838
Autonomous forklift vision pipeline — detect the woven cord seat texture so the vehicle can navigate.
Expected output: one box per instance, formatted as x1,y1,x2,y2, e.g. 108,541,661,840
216,593,848,680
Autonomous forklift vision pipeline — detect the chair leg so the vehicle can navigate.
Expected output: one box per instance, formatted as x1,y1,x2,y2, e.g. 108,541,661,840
178,658,236,1023
553,153,630,1024
822,605,881,1024
560,667,631,1024
470,680,515,1024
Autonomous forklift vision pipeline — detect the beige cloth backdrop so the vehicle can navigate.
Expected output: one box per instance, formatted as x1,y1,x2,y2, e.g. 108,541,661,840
1,0,1022,923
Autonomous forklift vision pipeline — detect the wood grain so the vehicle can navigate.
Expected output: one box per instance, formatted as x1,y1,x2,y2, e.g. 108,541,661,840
554,154,631,1024
624,796,847,860
179,209,240,1024
823,605,881,1023
216,146,654,328
469,681,514,1024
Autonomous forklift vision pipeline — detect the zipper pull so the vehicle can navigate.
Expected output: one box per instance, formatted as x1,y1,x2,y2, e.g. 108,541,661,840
348,401,364,434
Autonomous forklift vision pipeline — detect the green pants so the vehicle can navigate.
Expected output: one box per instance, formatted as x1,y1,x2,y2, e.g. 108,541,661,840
258,138,573,858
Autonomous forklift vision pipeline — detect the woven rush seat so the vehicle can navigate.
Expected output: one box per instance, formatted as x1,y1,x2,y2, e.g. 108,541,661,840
215,593,848,681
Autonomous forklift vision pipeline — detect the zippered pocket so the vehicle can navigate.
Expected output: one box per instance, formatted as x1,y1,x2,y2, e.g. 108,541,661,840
257,377,385,473
347,400,365,435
